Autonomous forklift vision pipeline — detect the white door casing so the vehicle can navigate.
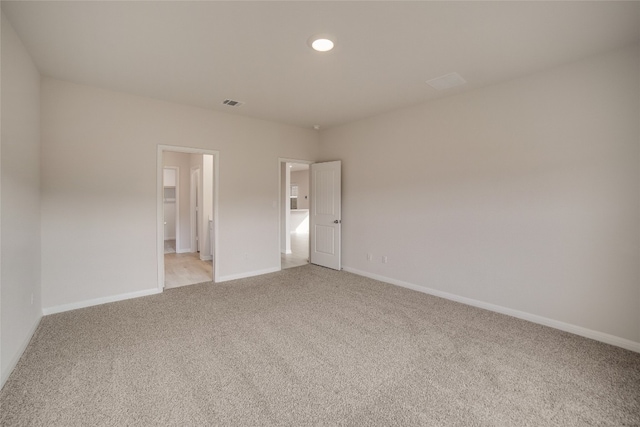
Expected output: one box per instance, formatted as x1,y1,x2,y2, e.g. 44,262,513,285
190,167,200,253
310,161,341,270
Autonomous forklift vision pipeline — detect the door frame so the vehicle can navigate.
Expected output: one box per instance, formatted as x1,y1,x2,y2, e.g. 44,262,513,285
190,166,200,253
278,158,312,269
157,145,220,290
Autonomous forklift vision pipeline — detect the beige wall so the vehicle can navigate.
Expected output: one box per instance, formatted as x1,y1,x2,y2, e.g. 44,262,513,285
319,45,640,345
40,78,318,310
0,13,42,386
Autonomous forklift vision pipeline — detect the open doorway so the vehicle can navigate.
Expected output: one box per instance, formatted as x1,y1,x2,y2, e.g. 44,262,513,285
158,146,219,291
280,159,311,269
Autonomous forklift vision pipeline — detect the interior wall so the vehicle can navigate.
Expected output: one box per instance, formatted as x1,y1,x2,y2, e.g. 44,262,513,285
0,13,42,386
40,78,318,311
319,45,640,345
163,152,191,251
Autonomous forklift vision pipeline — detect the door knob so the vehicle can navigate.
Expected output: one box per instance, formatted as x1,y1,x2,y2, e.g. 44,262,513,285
333,220,341,224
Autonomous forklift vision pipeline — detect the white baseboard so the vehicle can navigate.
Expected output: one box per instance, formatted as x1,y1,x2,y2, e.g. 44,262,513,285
342,266,640,354
1,314,42,390
217,267,280,283
42,288,162,316
200,255,212,261
176,248,191,254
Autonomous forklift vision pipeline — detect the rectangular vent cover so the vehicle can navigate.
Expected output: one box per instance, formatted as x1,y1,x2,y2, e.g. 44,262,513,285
426,72,466,91
222,99,244,107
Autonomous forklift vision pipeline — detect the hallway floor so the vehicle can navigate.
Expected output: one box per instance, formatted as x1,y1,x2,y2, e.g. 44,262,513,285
164,252,212,289
282,232,309,269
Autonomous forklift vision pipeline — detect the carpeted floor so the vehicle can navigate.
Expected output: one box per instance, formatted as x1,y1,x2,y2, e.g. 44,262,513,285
1,265,639,426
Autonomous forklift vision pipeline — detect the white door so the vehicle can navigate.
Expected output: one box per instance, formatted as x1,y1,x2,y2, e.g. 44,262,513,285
310,161,341,270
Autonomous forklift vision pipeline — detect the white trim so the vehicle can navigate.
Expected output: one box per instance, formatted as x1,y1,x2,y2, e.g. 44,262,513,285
176,248,191,254
190,166,200,253
217,267,280,283
212,154,220,283
157,145,220,289
1,314,41,389
42,288,161,316
342,266,640,354
174,168,180,251
157,148,165,289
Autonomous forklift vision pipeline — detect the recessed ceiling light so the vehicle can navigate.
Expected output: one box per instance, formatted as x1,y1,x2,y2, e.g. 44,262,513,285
308,34,335,52
312,38,333,52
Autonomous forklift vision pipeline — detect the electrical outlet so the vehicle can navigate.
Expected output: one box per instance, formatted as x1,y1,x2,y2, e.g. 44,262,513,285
367,253,373,262
382,256,388,264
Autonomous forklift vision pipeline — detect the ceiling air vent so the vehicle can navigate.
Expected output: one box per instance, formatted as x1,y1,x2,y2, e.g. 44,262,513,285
426,72,466,91
222,99,244,107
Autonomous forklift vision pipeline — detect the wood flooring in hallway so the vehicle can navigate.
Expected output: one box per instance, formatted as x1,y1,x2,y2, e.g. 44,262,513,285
164,252,212,289
282,232,309,269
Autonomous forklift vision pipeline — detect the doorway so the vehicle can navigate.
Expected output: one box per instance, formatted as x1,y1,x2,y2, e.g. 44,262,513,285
158,146,219,290
280,159,311,269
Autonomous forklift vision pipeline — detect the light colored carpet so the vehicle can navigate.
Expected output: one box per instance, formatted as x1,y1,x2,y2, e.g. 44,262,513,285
1,265,639,426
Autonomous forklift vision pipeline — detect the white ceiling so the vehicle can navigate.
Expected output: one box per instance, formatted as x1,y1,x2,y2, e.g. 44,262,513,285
2,1,639,130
